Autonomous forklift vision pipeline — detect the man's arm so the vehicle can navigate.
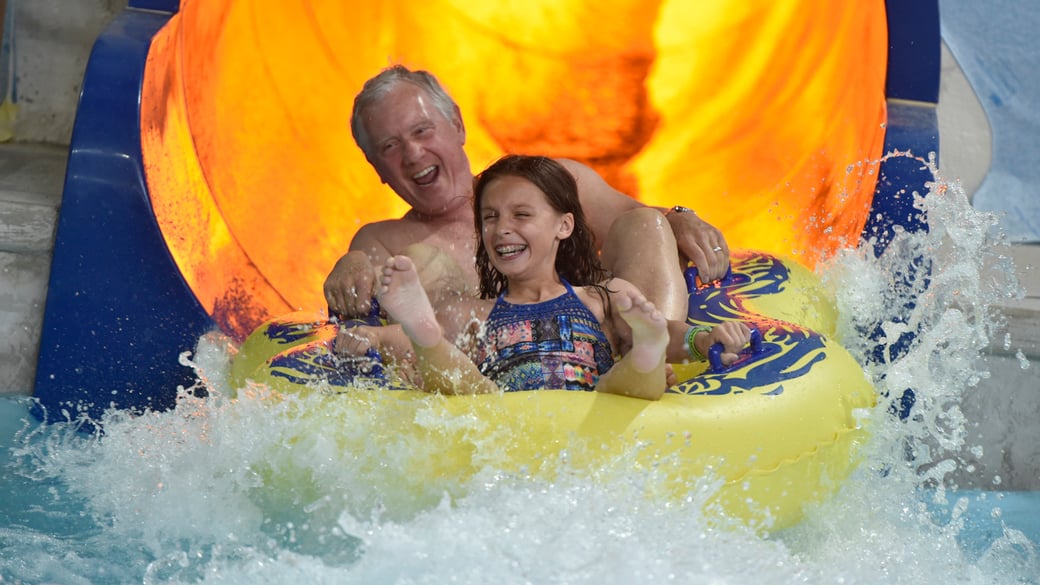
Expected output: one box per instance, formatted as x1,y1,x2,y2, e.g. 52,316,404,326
557,159,643,248
323,223,391,318
558,158,730,282
662,207,730,283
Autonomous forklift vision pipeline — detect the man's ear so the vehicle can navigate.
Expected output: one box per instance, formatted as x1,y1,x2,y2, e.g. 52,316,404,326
452,105,466,144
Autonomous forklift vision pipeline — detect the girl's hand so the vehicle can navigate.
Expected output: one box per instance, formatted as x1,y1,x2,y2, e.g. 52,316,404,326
696,321,752,365
334,324,380,356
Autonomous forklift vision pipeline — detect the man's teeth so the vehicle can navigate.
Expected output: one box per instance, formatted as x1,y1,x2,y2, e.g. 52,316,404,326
413,166,435,180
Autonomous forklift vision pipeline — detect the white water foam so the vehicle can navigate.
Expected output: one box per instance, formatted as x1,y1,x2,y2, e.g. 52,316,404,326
2,155,1037,584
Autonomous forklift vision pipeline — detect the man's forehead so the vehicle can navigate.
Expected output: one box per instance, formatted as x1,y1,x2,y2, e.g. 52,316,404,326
375,85,435,117
365,87,439,136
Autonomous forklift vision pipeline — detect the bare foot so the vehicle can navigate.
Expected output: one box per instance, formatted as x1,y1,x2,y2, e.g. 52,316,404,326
615,289,669,373
377,255,443,348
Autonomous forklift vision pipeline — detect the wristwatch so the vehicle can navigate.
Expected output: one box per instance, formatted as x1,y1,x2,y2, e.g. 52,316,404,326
667,205,695,215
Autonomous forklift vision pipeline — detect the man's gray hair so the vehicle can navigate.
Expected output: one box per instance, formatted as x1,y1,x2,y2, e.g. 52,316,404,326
351,65,460,158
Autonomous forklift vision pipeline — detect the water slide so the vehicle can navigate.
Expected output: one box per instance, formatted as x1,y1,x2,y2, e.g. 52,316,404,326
32,0,939,421
940,0,1040,242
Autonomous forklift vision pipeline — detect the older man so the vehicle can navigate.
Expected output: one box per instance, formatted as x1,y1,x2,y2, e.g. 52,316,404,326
324,65,729,325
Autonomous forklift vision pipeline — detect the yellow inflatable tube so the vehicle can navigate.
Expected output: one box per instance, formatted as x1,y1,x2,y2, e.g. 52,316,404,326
231,251,874,531
230,250,838,386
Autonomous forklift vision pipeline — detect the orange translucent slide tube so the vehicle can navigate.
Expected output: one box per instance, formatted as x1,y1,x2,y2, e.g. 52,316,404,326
141,0,887,340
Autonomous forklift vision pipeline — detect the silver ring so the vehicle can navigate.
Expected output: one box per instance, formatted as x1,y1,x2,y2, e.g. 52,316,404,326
712,246,723,253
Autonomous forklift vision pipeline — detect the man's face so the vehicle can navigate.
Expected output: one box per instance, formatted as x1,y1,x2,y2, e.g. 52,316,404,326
362,83,472,218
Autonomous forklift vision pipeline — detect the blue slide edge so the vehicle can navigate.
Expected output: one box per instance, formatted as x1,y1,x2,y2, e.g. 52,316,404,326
31,7,215,427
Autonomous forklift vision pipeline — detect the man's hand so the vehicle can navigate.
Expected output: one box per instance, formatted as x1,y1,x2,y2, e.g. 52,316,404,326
323,250,378,318
667,210,730,283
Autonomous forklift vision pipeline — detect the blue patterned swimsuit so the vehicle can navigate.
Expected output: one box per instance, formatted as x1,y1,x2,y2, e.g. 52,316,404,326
475,279,615,391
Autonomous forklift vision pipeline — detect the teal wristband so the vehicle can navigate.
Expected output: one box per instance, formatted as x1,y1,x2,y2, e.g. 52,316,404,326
685,326,712,361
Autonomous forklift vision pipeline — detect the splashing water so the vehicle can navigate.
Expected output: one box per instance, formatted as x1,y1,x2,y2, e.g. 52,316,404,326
2,155,1038,584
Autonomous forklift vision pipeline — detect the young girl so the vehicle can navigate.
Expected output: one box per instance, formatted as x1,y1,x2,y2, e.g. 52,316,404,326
349,155,750,399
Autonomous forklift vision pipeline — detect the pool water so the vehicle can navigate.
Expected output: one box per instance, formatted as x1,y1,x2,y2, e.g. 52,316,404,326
1,167,1038,584
1,394,1038,585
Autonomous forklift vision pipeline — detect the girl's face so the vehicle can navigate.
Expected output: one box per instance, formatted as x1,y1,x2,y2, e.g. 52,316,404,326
479,175,574,283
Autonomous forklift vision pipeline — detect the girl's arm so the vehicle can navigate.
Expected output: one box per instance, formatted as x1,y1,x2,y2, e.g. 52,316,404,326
334,294,491,363
600,277,751,367
335,323,413,363
668,321,752,366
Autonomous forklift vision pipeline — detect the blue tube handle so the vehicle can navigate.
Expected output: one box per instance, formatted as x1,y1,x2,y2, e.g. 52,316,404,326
708,328,763,373
329,297,382,324
357,347,386,376
330,298,386,378
684,265,734,291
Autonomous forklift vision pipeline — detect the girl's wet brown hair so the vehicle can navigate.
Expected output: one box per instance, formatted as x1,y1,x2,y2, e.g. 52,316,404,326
473,155,609,299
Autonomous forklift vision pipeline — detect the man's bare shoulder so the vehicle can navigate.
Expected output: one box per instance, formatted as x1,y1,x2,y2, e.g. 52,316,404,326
553,158,591,178
352,217,393,238
350,217,407,253
356,217,404,235
365,210,434,232
352,212,444,254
